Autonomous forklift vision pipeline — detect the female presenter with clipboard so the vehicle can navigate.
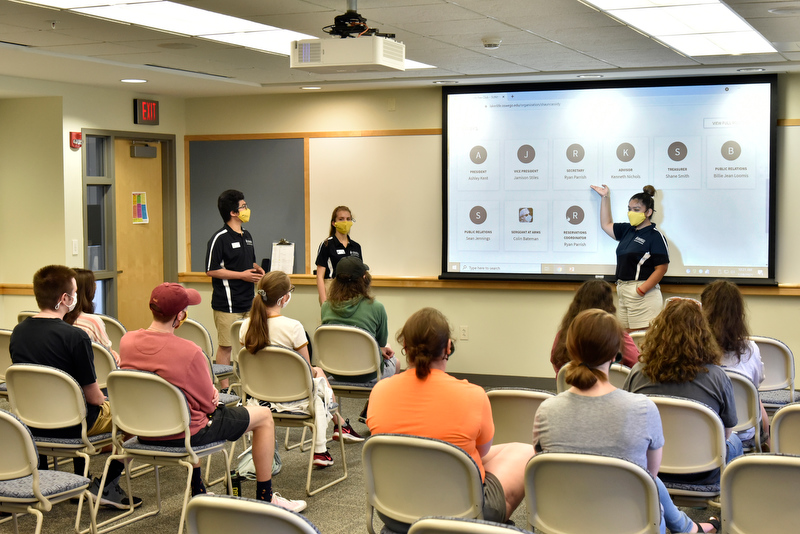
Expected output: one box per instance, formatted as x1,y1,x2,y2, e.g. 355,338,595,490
590,184,669,330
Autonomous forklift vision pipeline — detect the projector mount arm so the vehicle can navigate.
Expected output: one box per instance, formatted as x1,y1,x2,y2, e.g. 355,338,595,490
322,0,395,39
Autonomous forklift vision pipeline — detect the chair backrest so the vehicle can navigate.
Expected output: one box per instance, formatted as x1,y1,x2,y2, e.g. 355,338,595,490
238,346,314,407
6,364,88,431
524,452,661,534
0,329,12,381
187,494,320,534
557,362,627,393
409,517,530,534
0,409,38,482
487,388,554,445
555,362,569,394
92,342,118,390
724,369,761,447
750,335,795,396
770,403,800,454
720,454,800,534
106,369,191,443
362,434,484,526
313,325,381,378
629,330,646,350
608,363,631,389
230,319,245,367
97,314,127,351
17,310,38,324
175,318,214,359
648,395,726,476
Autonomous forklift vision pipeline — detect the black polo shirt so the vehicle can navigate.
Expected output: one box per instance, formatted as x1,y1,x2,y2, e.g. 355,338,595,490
613,222,669,281
315,236,362,278
205,224,257,313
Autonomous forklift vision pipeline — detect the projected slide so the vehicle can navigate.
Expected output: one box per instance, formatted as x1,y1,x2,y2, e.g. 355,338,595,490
444,78,774,282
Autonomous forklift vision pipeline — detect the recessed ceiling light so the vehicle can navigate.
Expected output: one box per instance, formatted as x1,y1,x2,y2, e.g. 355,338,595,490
433,80,458,85
577,74,604,79
121,78,147,83
737,67,765,72
300,86,321,90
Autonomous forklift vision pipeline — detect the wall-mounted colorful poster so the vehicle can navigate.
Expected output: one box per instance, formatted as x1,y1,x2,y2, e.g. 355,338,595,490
132,192,149,224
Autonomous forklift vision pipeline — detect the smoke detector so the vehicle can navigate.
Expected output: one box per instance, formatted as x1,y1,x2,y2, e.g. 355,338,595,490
482,37,502,50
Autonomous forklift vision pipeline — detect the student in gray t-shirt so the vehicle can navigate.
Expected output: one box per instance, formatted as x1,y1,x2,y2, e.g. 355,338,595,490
533,309,718,534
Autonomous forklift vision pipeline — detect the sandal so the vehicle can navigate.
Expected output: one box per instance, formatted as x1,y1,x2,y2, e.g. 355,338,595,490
695,517,721,533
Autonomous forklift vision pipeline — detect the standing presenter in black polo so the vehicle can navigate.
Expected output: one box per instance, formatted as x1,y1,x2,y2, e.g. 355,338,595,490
590,184,669,331
315,205,362,305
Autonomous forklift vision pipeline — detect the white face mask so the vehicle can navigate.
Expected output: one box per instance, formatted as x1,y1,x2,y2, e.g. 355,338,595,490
280,292,292,308
66,292,78,313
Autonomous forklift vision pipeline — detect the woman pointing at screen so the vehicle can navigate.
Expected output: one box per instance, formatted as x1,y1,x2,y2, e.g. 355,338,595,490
590,184,669,331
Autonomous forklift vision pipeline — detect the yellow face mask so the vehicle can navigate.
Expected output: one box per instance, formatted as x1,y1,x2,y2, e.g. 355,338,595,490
628,211,646,227
174,311,188,329
238,208,251,223
334,220,353,234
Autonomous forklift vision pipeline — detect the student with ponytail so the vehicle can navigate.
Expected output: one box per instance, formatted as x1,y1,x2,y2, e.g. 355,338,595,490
533,309,718,533
590,184,669,330
368,308,533,531
241,271,363,469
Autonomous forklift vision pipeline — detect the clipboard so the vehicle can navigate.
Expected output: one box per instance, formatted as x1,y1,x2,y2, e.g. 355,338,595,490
271,239,294,274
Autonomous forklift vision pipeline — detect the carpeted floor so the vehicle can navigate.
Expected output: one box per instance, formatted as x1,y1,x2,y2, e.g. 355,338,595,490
0,396,719,534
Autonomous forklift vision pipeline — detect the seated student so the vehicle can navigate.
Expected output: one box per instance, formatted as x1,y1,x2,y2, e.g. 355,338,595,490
701,280,769,448
9,265,141,509
119,282,306,512
64,267,120,364
624,298,742,485
368,308,533,531
320,256,398,381
534,309,718,533
550,280,638,374
240,271,363,469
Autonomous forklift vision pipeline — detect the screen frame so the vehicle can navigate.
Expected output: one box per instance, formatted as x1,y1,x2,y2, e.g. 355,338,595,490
440,74,778,286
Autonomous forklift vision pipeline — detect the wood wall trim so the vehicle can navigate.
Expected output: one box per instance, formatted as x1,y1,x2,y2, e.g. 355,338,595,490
0,284,34,296
184,129,441,142
778,119,800,126
176,273,800,296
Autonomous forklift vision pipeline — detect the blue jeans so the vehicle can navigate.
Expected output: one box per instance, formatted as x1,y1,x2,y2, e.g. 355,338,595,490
657,476,694,534
727,432,744,463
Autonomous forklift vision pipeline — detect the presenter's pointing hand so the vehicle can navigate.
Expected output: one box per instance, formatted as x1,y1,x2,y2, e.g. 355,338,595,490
590,184,610,198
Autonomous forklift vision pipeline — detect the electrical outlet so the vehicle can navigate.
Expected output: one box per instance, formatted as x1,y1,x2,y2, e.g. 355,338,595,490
459,325,469,341
72,239,79,255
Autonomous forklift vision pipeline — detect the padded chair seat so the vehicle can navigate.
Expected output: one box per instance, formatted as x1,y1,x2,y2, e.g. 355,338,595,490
0,471,89,499
326,377,378,388
661,480,720,493
123,436,226,454
218,393,240,405
760,390,793,405
31,432,112,446
212,364,234,375
0,383,6,392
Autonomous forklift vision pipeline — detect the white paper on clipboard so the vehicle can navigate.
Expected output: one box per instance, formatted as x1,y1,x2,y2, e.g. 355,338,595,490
271,242,295,274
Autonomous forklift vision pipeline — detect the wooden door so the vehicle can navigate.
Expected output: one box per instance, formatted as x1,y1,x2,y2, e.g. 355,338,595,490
114,139,163,330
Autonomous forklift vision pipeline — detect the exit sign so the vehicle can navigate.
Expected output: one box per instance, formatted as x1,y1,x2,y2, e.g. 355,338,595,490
133,99,159,125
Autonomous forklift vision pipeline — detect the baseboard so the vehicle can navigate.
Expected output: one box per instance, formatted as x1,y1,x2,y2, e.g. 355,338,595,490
449,372,556,392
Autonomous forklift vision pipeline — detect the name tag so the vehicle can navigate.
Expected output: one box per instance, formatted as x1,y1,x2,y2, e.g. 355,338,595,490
336,249,345,255
231,242,241,249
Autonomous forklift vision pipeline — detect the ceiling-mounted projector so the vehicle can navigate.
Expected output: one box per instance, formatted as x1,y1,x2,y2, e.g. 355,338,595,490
290,36,405,73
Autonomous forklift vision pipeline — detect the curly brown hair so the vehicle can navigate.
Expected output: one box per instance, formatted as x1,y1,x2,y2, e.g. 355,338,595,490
552,280,616,370
700,280,750,361
640,299,722,383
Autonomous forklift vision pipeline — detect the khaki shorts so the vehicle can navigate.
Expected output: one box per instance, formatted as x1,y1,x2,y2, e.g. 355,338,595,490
88,401,113,435
213,310,247,348
616,281,663,330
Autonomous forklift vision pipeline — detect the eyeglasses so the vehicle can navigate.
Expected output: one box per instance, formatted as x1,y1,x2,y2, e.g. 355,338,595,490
288,285,295,293
238,203,248,211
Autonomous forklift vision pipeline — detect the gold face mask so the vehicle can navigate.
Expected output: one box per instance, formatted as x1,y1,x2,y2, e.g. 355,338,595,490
174,311,188,329
628,211,646,227
238,208,251,223
334,220,353,234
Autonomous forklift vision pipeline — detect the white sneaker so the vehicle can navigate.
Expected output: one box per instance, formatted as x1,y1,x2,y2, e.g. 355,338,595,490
271,492,307,513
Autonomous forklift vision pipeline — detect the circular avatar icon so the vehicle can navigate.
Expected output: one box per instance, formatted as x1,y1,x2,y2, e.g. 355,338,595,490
469,206,487,225
616,142,635,163
470,145,488,164
517,144,535,163
566,205,585,225
721,140,741,161
668,142,688,162
566,143,585,163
